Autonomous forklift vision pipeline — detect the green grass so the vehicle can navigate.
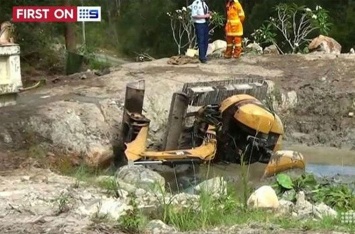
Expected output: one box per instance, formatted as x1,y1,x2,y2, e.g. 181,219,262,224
157,185,355,232
52,162,355,233
113,181,355,233
54,162,119,197
87,58,111,70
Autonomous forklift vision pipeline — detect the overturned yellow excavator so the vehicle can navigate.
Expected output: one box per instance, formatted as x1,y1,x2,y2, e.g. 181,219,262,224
120,79,305,178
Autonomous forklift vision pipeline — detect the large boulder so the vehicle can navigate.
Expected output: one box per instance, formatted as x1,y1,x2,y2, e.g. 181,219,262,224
193,176,227,198
23,100,122,167
115,165,166,193
194,39,227,57
247,185,280,209
308,35,342,54
78,197,132,220
206,43,216,56
212,39,227,51
245,42,263,54
293,191,337,219
264,45,279,54
210,39,227,57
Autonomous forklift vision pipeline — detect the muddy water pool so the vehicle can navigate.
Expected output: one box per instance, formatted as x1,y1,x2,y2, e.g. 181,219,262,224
159,143,355,193
285,143,355,177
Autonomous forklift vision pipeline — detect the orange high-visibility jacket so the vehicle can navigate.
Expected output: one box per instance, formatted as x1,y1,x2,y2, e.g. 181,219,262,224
225,0,245,37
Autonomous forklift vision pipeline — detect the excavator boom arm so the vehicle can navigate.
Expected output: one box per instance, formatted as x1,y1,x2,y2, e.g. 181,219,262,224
125,125,217,163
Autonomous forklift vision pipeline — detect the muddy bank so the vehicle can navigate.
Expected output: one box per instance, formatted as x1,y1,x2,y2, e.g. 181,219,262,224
262,55,355,148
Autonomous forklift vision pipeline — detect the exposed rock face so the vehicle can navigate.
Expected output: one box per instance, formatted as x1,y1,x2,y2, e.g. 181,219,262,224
25,100,121,167
308,35,342,54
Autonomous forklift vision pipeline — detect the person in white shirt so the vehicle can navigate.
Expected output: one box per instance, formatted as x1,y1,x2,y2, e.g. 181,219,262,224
188,0,211,63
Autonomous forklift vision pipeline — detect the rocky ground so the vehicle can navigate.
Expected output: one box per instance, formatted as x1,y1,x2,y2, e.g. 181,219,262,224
0,53,355,233
0,165,350,234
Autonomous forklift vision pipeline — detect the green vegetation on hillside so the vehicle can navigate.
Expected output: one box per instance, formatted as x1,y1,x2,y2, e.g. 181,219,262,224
1,0,355,75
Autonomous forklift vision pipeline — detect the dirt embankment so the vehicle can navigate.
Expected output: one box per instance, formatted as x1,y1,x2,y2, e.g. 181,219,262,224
256,54,355,148
252,55,355,147
0,53,354,171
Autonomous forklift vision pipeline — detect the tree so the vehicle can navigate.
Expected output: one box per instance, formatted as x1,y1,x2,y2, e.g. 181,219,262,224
63,0,76,52
115,0,177,57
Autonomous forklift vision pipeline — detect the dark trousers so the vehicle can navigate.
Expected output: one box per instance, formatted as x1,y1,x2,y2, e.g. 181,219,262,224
195,22,209,61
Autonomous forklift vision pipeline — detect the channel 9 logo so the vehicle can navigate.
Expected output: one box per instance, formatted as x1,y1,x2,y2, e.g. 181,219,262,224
77,6,100,22
341,211,355,224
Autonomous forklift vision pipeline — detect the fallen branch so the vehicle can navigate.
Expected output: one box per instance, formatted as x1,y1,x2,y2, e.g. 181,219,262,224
19,80,43,92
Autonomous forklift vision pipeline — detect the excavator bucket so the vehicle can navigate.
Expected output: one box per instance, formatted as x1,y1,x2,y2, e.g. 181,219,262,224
124,116,150,162
263,150,306,178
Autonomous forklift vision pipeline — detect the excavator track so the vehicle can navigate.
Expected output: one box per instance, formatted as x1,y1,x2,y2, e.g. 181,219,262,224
181,76,269,106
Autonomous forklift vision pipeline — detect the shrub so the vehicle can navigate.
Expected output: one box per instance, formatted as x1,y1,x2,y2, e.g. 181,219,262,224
251,3,332,53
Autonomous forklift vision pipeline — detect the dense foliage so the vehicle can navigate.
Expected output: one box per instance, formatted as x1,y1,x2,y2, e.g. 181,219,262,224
274,173,355,212
1,0,354,73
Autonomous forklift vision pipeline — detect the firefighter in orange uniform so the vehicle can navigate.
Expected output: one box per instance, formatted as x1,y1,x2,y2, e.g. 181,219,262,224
224,0,245,59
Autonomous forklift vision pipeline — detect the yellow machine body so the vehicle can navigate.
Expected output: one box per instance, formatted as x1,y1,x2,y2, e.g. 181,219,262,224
125,124,217,163
219,94,284,135
124,93,305,178
219,94,284,151
263,150,305,178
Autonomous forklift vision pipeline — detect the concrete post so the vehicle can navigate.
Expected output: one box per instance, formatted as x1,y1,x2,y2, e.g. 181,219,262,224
0,44,22,107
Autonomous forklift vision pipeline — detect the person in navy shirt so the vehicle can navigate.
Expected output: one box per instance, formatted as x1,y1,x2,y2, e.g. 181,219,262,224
188,0,211,63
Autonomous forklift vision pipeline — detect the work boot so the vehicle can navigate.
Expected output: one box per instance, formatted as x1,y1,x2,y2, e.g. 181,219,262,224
224,45,233,59
232,47,242,58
